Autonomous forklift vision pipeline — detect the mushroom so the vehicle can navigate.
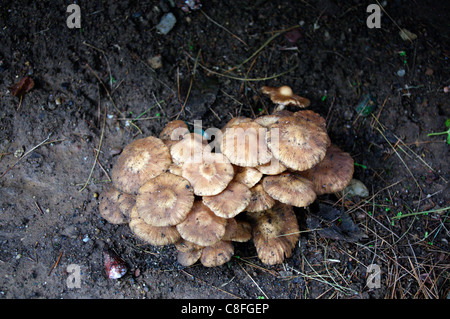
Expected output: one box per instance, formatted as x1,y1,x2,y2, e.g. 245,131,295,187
300,144,354,195
254,110,293,128
128,206,181,246
233,166,263,189
99,186,135,224
266,116,329,171
256,156,287,175
222,218,252,242
245,183,276,212
260,85,310,111
221,121,272,167
177,249,203,267
135,172,194,227
249,202,300,265
176,201,228,247
181,151,234,196
292,110,327,130
159,120,189,141
200,241,234,267
202,181,251,219
170,133,211,165
111,136,172,194
262,172,316,207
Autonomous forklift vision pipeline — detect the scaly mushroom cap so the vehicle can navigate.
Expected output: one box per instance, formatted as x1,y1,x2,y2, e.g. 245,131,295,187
159,120,189,141
111,136,172,194
200,241,234,267
254,110,293,128
181,151,234,196
222,219,252,242
221,116,253,133
256,156,287,175
176,201,228,247
262,173,317,207
246,183,276,212
129,206,181,246
202,181,251,218
266,116,329,171
249,202,300,265
233,166,263,189
177,249,203,267
99,186,135,224
174,239,203,253
293,110,327,130
261,85,310,108
136,172,194,227
221,121,272,167
170,133,211,165
300,144,354,195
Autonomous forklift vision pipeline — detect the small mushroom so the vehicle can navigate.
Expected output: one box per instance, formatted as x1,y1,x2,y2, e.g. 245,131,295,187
292,110,327,130
136,172,194,227
300,144,354,195
129,206,181,246
159,120,189,141
256,156,287,175
99,186,135,224
246,183,276,212
202,181,251,219
254,110,293,128
200,241,234,267
177,248,203,267
221,121,272,167
249,202,300,265
111,136,172,194
170,133,211,165
262,172,316,207
181,151,234,196
176,201,228,247
260,85,310,111
222,219,252,242
266,116,329,171
233,166,263,189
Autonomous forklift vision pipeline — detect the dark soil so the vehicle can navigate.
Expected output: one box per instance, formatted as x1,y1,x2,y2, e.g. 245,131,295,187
0,0,448,300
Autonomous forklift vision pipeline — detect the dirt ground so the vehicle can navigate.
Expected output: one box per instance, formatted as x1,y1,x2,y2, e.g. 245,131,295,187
0,0,448,300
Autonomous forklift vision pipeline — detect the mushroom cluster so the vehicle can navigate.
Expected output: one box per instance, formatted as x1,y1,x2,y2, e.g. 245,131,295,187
99,85,354,267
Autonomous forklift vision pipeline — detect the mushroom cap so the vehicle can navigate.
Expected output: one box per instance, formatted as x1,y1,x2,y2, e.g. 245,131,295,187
221,116,253,133
181,151,234,196
266,116,329,171
222,219,252,242
261,85,310,108
293,110,327,130
221,121,272,167
99,186,135,224
200,241,234,267
256,156,287,175
250,202,300,265
177,249,203,266
136,172,194,227
262,173,317,207
246,183,276,212
129,206,181,246
174,239,203,253
300,144,354,195
202,181,251,219
233,166,263,189
111,136,172,194
176,201,228,246
254,110,293,128
159,120,189,140
170,133,211,165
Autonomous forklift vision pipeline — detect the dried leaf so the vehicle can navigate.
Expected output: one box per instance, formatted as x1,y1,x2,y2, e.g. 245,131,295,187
10,76,34,97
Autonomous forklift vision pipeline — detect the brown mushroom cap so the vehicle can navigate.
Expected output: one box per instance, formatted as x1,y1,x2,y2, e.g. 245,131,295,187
262,173,317,207
261,85,310,108
136,172,194,227
129,206,181,246
202,181,251,219
181,151,234,196
175,239,203,253
159,120,189,141
256,156,287,175
300,144,354,195
292,110,327,130
200,241,234,267
111,136,172,194
233,166,263,189
170,133,211,165
246,183,276,212
266,116,329,171
176,201,228,246
221,121,272,167
250,202,300,265
99,186,135,224
221,116,253,133
254,110,293,128
222,219,252,242
177,249,203,267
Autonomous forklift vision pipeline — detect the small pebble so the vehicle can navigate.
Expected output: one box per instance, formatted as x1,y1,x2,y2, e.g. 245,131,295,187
156,13,176,35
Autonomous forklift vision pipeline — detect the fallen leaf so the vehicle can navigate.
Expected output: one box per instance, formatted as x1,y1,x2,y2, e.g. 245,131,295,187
10,76,34,97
